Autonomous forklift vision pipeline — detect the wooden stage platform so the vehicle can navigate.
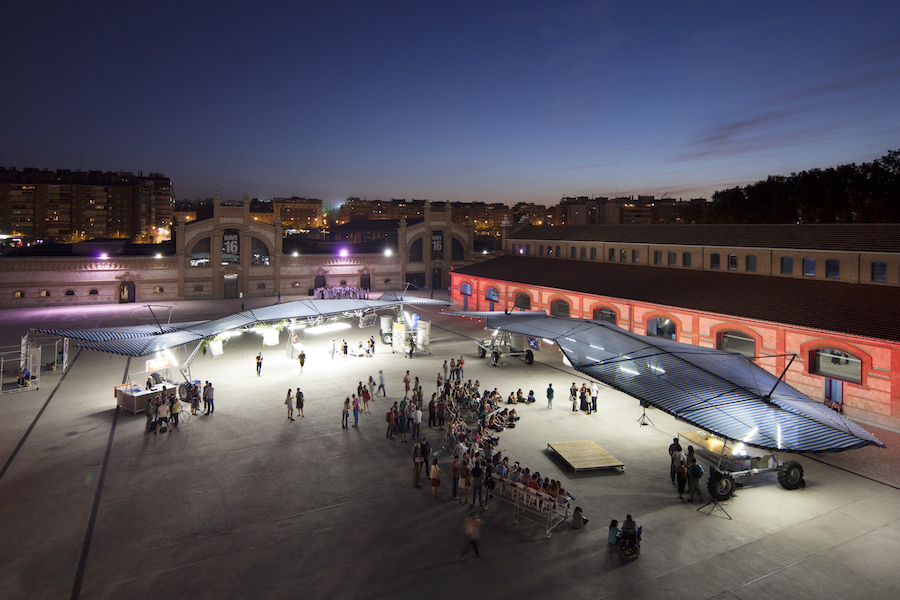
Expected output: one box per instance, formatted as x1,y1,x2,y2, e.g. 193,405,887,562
547,440,624,472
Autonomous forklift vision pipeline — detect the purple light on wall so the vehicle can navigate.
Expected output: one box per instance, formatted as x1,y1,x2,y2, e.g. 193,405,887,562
99,253,108,259
339,248,348,257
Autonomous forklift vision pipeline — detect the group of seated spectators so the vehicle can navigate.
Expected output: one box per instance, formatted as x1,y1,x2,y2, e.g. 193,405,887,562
313,286,369,300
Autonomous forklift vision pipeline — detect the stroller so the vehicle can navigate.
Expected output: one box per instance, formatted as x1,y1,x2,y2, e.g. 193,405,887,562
619,525,642,560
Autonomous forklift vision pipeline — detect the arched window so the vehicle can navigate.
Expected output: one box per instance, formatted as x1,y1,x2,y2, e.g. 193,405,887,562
189,237,211,267
292,282,301,288
718,330,755,357
14,291,25,298
486,286,500,310
592,307,617,324
668,251,677,266
825,259,840,279
89,289,99,295
538,245,544,257
780,256,793,274
257,283,266,289
647,317,677,340
871,261,887,282
810,348,861,384
803,258,816,276
40,290,50,297
570,246,577,259
619,249,626,262
194,285,204,292
251,237,270,266
590,247,597,260
631,250,639,263
65,290,75,296
580,247,586,259
608,248,615,261
409,238,423,262
682,252,692,268
745,255,757,272
710,253,720,269
514,292,531,310
460,282,472,296
550,299,570,317
153,286,165,293
728,254,738,270
654,250,662,265
546,245,553,257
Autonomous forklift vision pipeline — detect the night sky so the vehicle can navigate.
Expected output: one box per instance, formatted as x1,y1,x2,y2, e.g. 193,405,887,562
2,1,898,205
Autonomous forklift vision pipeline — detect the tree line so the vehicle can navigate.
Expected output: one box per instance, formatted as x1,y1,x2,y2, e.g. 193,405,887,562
699,149,900,224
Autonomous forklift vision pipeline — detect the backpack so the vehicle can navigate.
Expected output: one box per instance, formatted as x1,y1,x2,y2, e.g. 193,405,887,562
385,411,392,423
690,463,704,480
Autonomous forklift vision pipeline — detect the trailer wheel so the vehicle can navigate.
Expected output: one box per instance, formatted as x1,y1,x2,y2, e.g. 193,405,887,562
478,346,486,358
381,333,392,345
707,469,736,501
777,460,804,490
525,350,534,364
178,382,192,400
491,351,500,366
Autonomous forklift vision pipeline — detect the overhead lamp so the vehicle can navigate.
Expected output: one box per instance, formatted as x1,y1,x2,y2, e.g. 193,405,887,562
305,322,351,335
384,249,392,256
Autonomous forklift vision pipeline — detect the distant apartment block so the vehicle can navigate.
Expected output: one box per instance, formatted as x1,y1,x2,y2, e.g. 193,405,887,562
0,167,173,243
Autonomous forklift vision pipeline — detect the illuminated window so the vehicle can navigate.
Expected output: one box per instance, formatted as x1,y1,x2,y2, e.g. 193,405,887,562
592,307,617,324
550,299,570,317
647,317,676,340
719,331,755,357
14,291,25,298
153,286,165,293
460,282,472,296
40,290,50,297
810,348,861,384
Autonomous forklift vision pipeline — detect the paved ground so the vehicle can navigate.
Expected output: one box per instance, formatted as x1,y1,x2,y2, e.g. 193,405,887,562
1,293,899,600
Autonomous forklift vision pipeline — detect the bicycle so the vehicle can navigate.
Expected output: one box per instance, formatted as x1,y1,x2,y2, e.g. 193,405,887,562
171,401,191,425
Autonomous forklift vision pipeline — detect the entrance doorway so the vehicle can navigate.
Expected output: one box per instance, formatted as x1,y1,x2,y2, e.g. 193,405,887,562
825,378,843,411
119,281,135,303
223,274,239,299
360,274,371,290
431,268,442,290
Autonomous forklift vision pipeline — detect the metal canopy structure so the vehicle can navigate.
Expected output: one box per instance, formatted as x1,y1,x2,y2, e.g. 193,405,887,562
34,294,449,357
445,311,885,453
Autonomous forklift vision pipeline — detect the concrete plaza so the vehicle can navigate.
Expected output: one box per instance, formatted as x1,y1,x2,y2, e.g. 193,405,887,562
1,294,898,600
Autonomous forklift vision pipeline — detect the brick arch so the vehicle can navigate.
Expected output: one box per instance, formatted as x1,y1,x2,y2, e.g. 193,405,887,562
546,294,574,317
458,279,475,296
798,338,872,387
510,288,533,310
250,235,275,257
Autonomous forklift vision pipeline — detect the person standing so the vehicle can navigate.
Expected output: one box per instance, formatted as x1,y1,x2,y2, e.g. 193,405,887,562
675,459,688,500
443,360,449,381
341,339,348,361
367,376,376,404
459,512,483,561
351,394,361,427
458,356,465,380
570,383,578,412
296,388,304,418
298,350,306,372
377,370,386,396
580,384,589,414
470,460,484,509
205,382,215,415
428,394,436,428
285,389,295,421
687,458,705,503
457,460,470,505
386,403,397,438
668,438,682,484
429,458,441,499
201,381,209,414
546,383,554,409
436,372,443,392
329,338,336,359
590,381,599,414
342,397,350,429
256,352,263,376
412,404,422,438
403,371,411,395
362,386,371,414
450,456,460,499
412,443,424,488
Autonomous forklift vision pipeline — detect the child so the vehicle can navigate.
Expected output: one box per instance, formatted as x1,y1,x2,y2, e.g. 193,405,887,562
608,519,619,544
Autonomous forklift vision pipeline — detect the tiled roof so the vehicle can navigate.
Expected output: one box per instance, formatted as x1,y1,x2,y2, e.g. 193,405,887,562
453,255,900,343
509,224,900,253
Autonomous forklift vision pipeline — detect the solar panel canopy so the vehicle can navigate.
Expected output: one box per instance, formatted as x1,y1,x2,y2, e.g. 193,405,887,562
446,311,884,453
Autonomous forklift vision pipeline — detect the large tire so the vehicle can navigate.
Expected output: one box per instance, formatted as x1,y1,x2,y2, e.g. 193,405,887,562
380,332,392,345
491,351,500,366
178,382,192,400
525,349,534,364
478,346,486,358
707,469,736,501
777,460,805,490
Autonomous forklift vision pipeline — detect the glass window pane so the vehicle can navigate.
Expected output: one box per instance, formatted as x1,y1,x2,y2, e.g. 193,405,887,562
668,251,676,266
825,259,840,279
711,254,720,269
720,331,755,357
682,252,691,268
872,261,887,282
811,349,861,384
781,256,793,274
728,254,738,270
746,255,756,272
803,258,815,276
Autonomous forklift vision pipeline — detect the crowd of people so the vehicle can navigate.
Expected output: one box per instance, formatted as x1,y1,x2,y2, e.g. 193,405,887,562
668,437,705,502
328,337,377,360
144,380,217,434
312,286,370,300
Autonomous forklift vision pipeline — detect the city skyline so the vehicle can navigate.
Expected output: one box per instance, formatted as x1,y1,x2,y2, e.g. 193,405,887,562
2,1,898,206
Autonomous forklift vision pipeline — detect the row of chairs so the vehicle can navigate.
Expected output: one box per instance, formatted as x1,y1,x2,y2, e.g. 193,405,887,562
489,473,572,537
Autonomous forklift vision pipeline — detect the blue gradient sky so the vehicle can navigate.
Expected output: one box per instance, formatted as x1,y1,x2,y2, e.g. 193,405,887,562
2,1,898,205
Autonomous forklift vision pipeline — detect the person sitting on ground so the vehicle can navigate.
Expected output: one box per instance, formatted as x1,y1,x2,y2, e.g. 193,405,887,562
526,390,536,404
622,514,636,532
608,519,620,544
516,389,524,403
507,392,517,405
572,506,589,529
508,408,518,421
